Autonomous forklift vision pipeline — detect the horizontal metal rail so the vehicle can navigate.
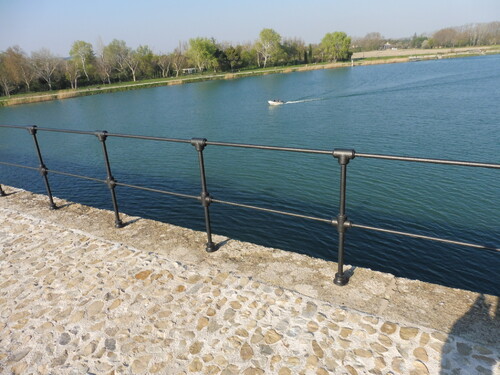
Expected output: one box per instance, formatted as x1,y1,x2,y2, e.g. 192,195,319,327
48,169,106,184
211,198,334,224
206,140,333,155
115,181,199,201
350,223,499,252
2,125,499,168
356,152,500,169
1,124,499,286
0,125,192,144
0,161,41,171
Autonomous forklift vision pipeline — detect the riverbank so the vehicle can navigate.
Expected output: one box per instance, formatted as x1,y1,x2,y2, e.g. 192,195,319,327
0,185,498,374
1,46,499,108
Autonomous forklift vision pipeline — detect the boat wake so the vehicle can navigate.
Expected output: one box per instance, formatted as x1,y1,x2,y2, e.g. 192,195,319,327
285,98,322,104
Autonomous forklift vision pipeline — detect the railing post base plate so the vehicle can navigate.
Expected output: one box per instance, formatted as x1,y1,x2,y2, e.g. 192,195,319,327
334,272,349,286
206,242,218,253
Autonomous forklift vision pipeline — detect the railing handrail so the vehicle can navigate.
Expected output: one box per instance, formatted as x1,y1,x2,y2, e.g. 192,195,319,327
2,124,498,168
1,125,499,286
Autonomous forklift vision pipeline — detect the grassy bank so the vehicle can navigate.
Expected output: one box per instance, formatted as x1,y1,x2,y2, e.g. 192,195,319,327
0,64,345,107
1,46,499,107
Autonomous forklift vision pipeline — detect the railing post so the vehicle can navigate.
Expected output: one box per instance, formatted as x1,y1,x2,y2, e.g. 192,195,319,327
191,138,218,253
28,126,57,209
0,184,5,196
332,149,355,286
96,131,123,228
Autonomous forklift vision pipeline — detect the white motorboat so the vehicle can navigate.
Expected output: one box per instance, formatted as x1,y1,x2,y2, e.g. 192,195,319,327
268,99,286,106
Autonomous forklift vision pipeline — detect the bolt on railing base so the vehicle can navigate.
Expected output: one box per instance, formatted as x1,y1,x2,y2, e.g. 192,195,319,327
334,272,349,286
115,220,124,229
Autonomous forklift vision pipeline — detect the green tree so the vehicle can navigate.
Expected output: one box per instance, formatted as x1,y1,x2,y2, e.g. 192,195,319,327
224,46,242,71
239,43,258,69
69,41,95,82
282,37,306,64
410,33,428,48
214,47,230,72
423,38,435,49
0,52,16,96
11,46,36,92
0,46,27,96
320,32,352,62
134,45,154,79
186,37,218,73
255,28,282,67
0,46,41,94
102,39,130,81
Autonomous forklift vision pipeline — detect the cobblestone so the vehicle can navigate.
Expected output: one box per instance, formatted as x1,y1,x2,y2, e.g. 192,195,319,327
0,189,499,374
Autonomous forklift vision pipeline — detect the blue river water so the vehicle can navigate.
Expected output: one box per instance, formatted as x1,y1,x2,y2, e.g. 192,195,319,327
1,55,499,295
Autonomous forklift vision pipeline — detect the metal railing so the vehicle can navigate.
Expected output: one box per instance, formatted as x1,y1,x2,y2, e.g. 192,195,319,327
1,124,499,286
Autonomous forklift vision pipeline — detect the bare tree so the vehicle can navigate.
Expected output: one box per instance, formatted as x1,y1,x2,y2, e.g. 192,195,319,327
431,22,500,47
124,50,139,82
155,54,172,78
433,28,457,47
31,48,61,90
359,32,385,51
485,22,500,45
65,59,80,89
463,23,489,46
19,55,36,92
172,43,188,77
95,39,113,84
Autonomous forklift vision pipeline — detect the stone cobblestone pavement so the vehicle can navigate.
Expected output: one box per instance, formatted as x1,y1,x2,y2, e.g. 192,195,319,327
0,206,499,374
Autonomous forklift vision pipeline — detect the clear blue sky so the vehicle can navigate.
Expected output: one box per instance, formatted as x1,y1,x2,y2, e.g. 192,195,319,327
1,0,499,55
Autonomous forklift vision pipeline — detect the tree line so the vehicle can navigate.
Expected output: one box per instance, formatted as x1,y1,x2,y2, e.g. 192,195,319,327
0,28,351,97
1,22,499,97
353,22,500,50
